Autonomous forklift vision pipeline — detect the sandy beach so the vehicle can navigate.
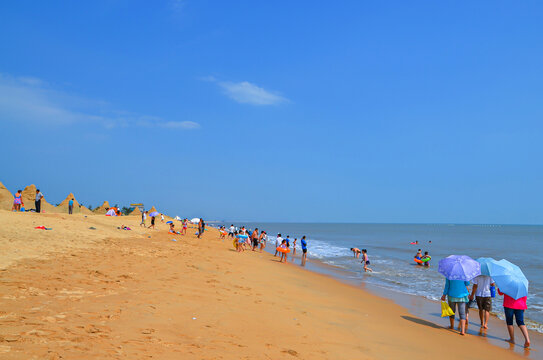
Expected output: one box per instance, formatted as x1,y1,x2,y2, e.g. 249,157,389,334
0,210,533,359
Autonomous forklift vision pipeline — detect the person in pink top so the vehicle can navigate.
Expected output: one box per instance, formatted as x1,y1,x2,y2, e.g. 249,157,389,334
498,289,530,348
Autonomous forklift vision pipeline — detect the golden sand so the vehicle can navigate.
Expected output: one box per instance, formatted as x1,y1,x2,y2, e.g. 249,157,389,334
0,211,527,359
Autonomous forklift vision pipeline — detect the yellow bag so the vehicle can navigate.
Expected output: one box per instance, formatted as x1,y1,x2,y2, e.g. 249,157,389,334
441,301,455,317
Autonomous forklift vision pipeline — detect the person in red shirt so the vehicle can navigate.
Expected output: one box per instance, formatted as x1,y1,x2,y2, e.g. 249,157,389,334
498,288,530,348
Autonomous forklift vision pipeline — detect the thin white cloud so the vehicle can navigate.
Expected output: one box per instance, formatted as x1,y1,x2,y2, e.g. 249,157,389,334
0,74,199,130
218,81,287,106
159,121,200,129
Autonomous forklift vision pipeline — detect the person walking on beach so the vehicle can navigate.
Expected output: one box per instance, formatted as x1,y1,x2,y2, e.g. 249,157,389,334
68,198,74,214
35,189,44,213
469,275,495,329
274,234,283,257
441,279,470,335
13,190,23,212
161,214,165,223
301,235,308,266
498,288,530,348
198,218,205,238
148,215,156,229
351,248,361,259
292,238,297,255
279,239,289,263
140,211,147,227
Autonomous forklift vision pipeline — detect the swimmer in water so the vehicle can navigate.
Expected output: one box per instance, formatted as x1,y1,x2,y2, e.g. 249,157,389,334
350,247,361,259
361,249,372,272
422,251,431,267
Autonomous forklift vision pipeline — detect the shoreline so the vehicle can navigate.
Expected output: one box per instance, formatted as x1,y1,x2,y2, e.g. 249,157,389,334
0,211,535,359
253,232,543,357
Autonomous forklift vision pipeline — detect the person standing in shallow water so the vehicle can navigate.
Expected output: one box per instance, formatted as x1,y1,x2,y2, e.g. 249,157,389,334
301,236,308,266
361,249,372,272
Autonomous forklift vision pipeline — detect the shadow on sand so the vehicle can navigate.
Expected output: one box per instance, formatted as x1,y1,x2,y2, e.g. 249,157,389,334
401,315,443,329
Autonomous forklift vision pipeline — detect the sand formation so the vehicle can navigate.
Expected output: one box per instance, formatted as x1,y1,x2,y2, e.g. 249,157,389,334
0,181,14,210
93,201,111,215
130,206,142,216
56,193,94,214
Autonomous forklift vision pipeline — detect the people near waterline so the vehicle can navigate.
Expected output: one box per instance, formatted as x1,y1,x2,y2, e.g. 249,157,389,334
301,235,308,266
286,235,290,247
361,249,372,272
279,239,288,263
292,238,297,255
498,288,530,348
13,190,22,211
274,234,283,257
421,251,431,267
68,198,74,214
251,228,259,251
35,189,44,213
351,247,361,259
259,231,267,252
441,279,470,335
228,224,235,238
469,274,495,329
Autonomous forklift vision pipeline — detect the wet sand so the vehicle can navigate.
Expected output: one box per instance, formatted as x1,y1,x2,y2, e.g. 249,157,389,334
0,211,529,359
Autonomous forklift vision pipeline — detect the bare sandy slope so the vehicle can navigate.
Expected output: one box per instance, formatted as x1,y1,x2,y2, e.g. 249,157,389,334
0,212,525,359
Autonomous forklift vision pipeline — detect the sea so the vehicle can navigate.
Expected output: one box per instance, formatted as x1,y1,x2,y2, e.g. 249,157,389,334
214,222,543,333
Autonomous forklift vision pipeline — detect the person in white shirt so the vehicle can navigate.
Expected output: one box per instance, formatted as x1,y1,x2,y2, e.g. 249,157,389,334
469,275,495,329
228,225,235,238
274,234,283,257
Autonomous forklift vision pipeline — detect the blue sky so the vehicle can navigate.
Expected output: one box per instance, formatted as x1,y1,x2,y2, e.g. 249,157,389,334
1,1,542,223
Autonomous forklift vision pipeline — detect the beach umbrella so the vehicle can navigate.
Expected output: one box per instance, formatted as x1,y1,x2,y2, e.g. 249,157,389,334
174,216,182,221
190,218,200,224
488,259,528,300
166,221,173,224
476,257,499,276
149,211,159,217
438,255,481,281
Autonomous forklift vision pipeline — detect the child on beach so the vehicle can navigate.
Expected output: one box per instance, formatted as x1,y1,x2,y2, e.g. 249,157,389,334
279,239,288,263
361,249,372,272
182,219,187,235
301,236,308,266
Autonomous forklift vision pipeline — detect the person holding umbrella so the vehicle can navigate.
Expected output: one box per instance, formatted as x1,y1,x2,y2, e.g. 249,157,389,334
438,255,481,336
489,259,531,348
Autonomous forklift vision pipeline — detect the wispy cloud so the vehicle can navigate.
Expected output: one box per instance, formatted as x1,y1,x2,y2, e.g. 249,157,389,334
202,76,288,106
0,74,199,130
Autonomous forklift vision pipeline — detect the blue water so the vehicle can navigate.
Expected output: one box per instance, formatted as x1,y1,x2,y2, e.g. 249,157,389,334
215,222,543,333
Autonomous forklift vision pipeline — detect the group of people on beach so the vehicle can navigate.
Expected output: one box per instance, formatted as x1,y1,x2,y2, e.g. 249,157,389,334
221,225,308,266
442,273,531,347
12,189,45,213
